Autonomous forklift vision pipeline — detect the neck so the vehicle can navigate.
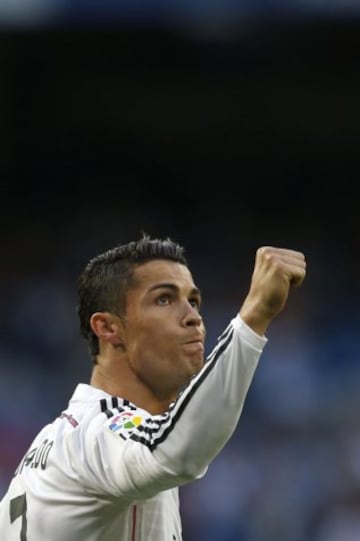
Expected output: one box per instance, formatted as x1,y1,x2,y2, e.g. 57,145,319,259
90,363,175,415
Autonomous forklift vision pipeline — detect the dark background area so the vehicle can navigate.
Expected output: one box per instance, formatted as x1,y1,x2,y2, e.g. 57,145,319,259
1,11,360,541
1,18,359,277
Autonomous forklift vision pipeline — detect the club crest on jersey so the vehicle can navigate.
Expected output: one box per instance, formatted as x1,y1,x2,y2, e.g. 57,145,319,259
107,411,143,438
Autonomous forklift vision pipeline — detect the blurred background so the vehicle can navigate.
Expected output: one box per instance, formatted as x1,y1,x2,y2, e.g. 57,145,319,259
1,2,360,540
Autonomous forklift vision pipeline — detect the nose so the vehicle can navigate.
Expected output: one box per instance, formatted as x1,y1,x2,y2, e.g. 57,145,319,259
182,303,203,327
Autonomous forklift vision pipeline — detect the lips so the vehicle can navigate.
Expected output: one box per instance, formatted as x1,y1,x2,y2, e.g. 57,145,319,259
183,340,204,355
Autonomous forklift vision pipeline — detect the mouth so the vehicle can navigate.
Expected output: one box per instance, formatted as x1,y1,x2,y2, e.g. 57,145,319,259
183,340,204,355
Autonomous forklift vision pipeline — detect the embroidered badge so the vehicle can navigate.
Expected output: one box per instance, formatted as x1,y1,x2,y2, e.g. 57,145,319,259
108,411,143,438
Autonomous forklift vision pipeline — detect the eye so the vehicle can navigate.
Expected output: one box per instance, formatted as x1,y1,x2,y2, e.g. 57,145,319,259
189,297,201,310
157,294,171,306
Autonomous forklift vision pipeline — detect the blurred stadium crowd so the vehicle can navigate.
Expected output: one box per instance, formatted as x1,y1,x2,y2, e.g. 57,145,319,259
1,2,360,541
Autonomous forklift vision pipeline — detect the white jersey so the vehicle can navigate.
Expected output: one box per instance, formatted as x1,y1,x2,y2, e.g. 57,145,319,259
0,315,266,541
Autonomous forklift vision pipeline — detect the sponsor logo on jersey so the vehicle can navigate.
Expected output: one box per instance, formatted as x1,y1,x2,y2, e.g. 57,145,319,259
108,411,143,438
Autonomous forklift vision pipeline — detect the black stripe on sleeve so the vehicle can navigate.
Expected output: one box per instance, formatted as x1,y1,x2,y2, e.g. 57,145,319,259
131,326,234,450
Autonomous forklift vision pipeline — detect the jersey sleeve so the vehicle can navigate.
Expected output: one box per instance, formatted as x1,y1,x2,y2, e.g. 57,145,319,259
72,315,267,501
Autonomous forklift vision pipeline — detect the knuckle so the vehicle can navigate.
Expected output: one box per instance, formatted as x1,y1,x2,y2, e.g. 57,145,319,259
257,246,272,258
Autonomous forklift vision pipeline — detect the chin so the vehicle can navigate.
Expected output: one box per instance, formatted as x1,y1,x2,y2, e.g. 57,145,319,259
191,356,205,376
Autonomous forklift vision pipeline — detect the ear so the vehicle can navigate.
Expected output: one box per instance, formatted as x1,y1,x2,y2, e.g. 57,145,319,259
90,312,124,348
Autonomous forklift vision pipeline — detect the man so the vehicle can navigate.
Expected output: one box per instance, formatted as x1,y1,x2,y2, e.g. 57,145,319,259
0,234,306,540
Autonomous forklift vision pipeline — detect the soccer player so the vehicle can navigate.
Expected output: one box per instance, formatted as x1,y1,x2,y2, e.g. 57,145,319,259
0,234,306,541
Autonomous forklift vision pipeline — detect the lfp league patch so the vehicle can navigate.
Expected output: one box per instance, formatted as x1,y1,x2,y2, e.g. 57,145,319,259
107,411,143,439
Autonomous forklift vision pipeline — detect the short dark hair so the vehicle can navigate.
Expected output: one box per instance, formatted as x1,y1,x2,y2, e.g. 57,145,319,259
76,234,188,362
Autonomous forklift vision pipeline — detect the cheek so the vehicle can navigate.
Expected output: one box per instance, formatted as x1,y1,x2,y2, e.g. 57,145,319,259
127,324,164,364
124,311,177,368
130,330,175,380
133,315,170,345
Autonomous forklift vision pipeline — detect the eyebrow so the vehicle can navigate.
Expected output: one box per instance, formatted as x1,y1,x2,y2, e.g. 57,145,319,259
148,283,202,298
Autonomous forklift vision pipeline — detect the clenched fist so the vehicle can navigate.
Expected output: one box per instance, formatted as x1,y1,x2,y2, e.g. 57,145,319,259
239,246,306,336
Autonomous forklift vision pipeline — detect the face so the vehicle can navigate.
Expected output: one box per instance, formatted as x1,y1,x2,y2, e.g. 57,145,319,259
121,259,206,401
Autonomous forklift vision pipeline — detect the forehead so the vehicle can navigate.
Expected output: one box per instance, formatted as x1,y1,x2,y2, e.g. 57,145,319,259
132,259,196,290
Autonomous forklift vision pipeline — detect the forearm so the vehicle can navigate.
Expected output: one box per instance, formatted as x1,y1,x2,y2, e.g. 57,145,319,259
239,301,271,337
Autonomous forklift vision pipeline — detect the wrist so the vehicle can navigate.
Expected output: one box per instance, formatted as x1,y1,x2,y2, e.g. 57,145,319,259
239,301,272,337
